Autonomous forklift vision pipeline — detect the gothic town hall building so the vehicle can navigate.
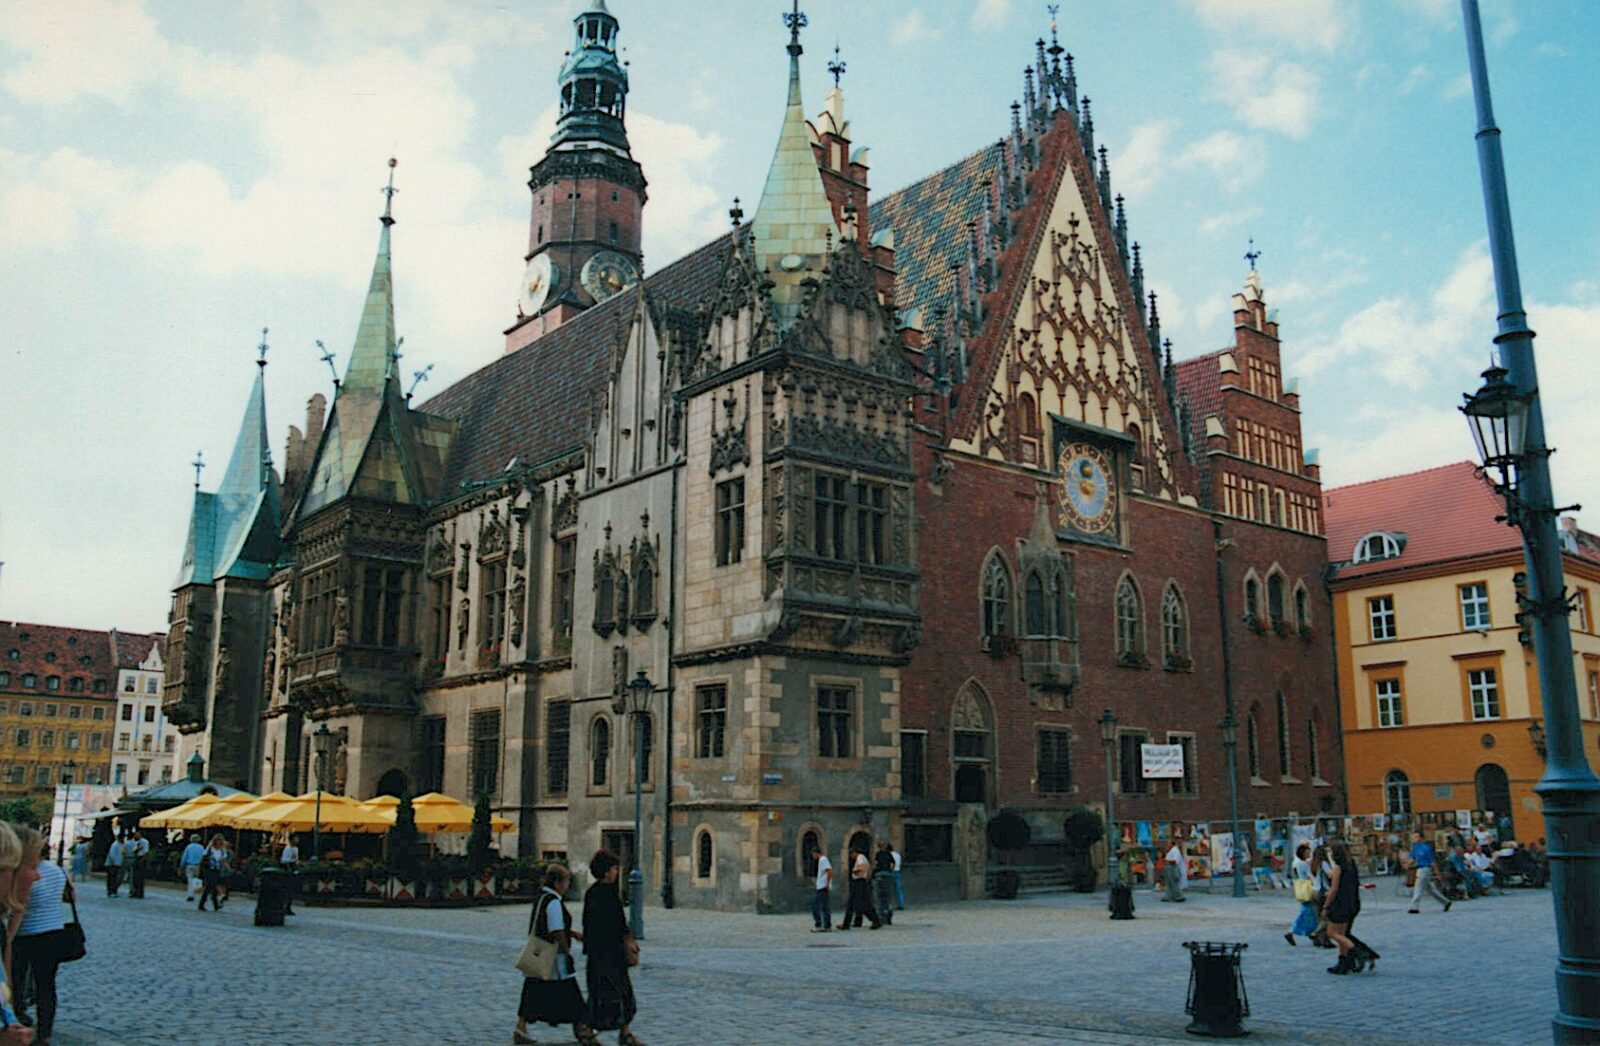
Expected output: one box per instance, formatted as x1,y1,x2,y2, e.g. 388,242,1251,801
163,2,1342,911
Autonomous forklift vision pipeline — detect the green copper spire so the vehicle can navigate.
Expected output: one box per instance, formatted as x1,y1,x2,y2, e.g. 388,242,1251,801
342,158,399,393
749,2,840,329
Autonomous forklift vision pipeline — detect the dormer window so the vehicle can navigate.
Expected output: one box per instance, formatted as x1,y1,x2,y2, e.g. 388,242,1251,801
1352,532,1403,564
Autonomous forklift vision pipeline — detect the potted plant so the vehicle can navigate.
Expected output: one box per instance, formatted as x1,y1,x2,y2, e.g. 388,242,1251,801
1063,806,1105,892
986,810,1032,899
1244,613,1267,636
387,794,422,902
467,792,496,899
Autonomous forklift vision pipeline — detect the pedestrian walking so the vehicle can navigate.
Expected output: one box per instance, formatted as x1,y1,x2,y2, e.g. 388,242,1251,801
1321,841,1362,975
890,844,906,910
1161,835,1186,902
1285,843,1317,945
179,834,204,903
837,844,880,930
514,864,597,1046
1404,831,1452,913
872,842,896,925
582,849,643,1046
8,825,73,1046
810,844,833,932
279,835,299,916
216,839,234,907
196,835,226,913
102,835,123,898
126,830,149,899
0,821,35,1046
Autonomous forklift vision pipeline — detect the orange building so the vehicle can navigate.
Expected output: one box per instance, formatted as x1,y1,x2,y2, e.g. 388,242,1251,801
1324,462,1600,842
0,621,119,800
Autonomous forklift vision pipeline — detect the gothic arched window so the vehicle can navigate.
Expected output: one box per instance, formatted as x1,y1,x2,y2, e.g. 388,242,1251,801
1267,572,1286,623
1295,583,1310,631
1052,565,1075,639
1276,692,1292,778
1024,571,1048,637
590,717,611,789
982,555,1013,639
1244,576,1261,622
632,559,656,622
1115,577,1144,660
1161,584,1188,665
695,828,714,881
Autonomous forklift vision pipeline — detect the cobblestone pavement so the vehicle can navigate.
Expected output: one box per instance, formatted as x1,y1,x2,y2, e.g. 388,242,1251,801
44,875,1557,1045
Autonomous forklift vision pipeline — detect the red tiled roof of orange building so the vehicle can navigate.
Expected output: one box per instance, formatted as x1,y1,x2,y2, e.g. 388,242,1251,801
0,620,118,695
1322,461,1523,579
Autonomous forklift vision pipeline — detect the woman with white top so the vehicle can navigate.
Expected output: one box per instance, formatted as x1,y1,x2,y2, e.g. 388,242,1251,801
1285,842,1317,945
515,864,596,1046
9,824,71,1046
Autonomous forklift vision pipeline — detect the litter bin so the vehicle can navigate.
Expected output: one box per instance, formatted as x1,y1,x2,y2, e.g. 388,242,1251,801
1108,881,1136,920
1182,941,1249,1038
255,867,290,927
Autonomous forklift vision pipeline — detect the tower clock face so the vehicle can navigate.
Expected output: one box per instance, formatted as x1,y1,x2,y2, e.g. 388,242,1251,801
520,254,558,316
1056,442,1118,534
581,250,640,302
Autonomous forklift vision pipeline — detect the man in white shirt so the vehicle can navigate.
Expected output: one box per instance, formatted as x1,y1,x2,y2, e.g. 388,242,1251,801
281,836,301,916
890,845,906,910
810,844,833,932
1162,837,1187,902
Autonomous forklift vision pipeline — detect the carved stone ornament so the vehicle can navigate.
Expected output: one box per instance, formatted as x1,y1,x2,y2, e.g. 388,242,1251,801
509,574,527,646
708,385,750,476
457,598,471,646
478,506,510,561
510,505,529,570
953,686,988,730
551,475,579,536
457,543,471,590
832,614,862,648
891,622,922,654
428,531,455,575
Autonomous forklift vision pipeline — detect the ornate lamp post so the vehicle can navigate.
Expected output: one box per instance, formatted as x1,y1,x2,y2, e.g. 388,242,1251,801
1098,709,1118,887
1218,716,1245,898
311,723,335,860
623,669,653,940
1459,3,1600,1038
54,759,78,864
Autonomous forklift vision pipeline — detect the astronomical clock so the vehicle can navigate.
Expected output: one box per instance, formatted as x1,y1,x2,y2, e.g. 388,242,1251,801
580,250,641,303
1052,424,1128,543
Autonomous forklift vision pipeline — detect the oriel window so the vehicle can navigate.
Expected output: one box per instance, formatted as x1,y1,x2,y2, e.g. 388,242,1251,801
715,478,745,566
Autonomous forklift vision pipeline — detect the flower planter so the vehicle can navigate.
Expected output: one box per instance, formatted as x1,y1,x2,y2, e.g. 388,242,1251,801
446,878,470,901
364,877,386,897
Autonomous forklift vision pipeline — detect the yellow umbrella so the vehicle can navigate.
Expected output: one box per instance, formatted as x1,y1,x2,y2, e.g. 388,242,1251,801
141,793,224,830
217,791,295,828
232,792,387,833
408,792,515,834
167,792,256,831
357,795,401,829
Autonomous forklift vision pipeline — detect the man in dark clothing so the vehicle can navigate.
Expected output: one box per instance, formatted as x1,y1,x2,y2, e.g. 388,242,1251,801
872,842,896,926
838,845,881,930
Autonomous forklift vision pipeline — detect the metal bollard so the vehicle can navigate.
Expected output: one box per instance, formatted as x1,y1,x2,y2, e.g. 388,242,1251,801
1182,941,1249,1038
1109,881,1136,920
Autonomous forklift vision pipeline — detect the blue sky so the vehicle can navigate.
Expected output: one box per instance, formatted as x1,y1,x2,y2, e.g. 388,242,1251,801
2,0,1596,632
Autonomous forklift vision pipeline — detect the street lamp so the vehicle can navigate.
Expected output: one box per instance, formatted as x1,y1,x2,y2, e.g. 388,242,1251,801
1459,4,1600,1038
1097,709,1118,888
54,759,78,865
311,723,335,860
1218,715,1245,898
620,669,653,941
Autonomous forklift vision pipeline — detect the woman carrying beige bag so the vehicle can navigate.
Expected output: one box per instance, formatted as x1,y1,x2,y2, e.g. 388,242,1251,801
514,865,598,1046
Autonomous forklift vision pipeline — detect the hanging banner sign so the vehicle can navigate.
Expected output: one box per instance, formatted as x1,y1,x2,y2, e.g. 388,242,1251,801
1141,743,1185,779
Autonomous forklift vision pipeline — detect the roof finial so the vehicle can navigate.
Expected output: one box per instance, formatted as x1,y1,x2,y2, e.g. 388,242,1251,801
729,196,744,227
381,157,398,227
828,43,845,86
256,327,269,370
783,0,807,58
1244,236,1261,272
192,450,205,489
1047,3,1063,55
407,363,433,402
317,339,341,391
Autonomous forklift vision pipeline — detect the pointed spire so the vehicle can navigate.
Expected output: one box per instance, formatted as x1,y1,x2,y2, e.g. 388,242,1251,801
1130,242,1145,310
343,159,400,393
217,354,273,503
1023,66,1038,133
1163,339,1176,407
1146,290,1161,354
1113,194,1128,264
1064,53,1077,112
1079,97,1095,165
751,2,840,329
1096,144,1112,213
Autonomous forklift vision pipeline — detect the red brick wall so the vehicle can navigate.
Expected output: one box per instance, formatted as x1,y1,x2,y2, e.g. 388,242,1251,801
526,176,643,263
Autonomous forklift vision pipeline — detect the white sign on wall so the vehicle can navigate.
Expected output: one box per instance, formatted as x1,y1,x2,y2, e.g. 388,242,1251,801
1141,743,1185,779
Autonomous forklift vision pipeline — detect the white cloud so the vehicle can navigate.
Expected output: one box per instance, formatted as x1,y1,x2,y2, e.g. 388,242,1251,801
1442,73,1473,100
970,0,1012,31
1397,64,1431,96
1200,207,1261,236
0,0,174,104
1177,130,1268,192
891,11,935,48
1211,51,1319,139
1188,0,1352,52
1113,119,1177,199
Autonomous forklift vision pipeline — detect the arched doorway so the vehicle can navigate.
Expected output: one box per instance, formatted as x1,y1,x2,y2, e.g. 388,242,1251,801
951,681,994,808
1475,763,1512,835
375,769,408,798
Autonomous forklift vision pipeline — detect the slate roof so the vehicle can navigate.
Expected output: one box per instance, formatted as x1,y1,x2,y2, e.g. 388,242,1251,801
869,143,1003,330
110,630,165,670
0,621,117,696
1173,349,1227,505
421,233,731,492
1322,462,1522,580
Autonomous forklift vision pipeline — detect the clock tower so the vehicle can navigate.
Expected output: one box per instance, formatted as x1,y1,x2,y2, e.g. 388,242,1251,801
506,0,647,353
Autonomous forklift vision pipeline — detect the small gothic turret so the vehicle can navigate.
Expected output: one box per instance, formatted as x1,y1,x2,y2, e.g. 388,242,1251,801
1130,242,1145,311
1147,290,1162,354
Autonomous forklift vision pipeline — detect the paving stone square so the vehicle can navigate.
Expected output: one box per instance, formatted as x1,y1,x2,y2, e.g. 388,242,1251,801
45,877,1557,1045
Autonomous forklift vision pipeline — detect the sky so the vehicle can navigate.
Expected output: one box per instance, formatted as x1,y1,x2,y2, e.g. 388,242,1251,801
2,0,1597,634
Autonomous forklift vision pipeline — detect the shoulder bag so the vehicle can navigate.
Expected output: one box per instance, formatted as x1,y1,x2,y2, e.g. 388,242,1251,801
56,880,86,964
514,897,558,980
1293,877,1315,903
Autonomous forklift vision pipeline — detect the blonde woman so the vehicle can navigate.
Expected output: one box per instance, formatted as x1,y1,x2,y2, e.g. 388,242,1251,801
9,826,70,1045
0,821,35,1044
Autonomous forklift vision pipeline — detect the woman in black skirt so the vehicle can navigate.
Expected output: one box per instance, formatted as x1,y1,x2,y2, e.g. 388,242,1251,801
1321,841,1362,975
582,849,643,1046
516,864,598,1045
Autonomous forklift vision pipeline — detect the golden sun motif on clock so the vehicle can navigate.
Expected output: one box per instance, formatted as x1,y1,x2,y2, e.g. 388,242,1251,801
1056,442,1118,534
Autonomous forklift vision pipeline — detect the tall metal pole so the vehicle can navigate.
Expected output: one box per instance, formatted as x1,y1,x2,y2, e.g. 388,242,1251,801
1102,738,1117,888
629,712,645,940
1213,521,1246,898
1461,4,1600,1039
1223,734,1244,898
313,755,324,861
